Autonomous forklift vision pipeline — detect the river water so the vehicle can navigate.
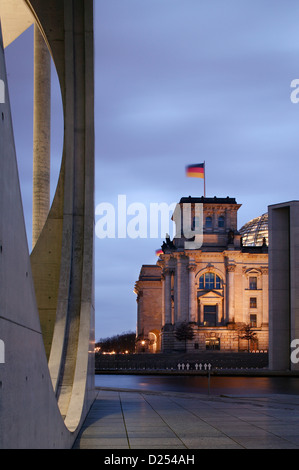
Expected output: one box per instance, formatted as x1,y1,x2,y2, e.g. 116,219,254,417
95,374,299,396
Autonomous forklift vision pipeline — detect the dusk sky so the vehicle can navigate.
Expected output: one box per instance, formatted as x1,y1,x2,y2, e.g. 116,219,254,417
3,0,299,340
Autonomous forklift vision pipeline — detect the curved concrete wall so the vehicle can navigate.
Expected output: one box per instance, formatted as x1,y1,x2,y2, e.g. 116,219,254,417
0,0,95,448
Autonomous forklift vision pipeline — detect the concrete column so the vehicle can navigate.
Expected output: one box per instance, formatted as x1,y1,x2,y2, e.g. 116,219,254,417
32,23,51,247
227,264,235,322
163,268,172,325
268,202,299,371
199,302,204,324
218,299,223,324
268,204,290,370
187,262,197,322
136,290,143,336
261,267,269,325
175,257,182,322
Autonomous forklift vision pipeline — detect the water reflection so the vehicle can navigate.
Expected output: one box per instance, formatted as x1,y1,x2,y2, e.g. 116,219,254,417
95,374,299,396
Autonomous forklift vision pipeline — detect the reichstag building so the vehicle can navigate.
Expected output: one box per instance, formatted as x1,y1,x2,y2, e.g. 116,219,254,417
134,197,269,353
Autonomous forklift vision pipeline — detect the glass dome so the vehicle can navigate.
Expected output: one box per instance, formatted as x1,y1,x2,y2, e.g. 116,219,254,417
239,213,268,247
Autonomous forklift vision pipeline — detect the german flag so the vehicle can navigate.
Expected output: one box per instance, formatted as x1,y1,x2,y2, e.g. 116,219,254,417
186,163,205,178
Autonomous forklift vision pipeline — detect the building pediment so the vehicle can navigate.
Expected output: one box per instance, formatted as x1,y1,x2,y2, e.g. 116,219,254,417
197,290,223,299
243,267,261,275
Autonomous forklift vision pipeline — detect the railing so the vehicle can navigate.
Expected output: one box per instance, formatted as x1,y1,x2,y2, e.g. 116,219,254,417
95,352,268,372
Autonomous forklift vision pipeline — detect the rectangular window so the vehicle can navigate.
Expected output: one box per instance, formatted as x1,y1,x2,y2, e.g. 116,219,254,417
205,216,212,228
250,314,257,327
250,297,257,308
204,305,216,326
218,216,225,228
249,276,257,290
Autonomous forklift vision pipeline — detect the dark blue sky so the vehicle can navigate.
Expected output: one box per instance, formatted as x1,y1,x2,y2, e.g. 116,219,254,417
4,0,299,340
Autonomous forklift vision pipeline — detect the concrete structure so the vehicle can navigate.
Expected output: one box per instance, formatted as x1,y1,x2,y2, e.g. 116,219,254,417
32,23,51,247
0,0,95,448
268,201,299,371
135,197,269,353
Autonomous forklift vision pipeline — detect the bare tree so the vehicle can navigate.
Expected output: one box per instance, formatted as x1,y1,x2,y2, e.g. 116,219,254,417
175,322,195,351
237,323,257,352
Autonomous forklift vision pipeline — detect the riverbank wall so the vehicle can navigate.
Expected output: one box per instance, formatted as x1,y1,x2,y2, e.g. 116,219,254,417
96,351,268,372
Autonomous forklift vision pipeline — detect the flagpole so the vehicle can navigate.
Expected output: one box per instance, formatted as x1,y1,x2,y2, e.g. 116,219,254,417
204,161,206,197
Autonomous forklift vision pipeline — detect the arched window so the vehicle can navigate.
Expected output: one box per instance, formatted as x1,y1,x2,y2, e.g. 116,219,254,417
199,273,221,290
218,215,225,228
205,216,212,228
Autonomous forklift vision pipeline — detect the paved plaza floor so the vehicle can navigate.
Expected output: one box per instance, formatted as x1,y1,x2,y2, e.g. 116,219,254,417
73,387,299,449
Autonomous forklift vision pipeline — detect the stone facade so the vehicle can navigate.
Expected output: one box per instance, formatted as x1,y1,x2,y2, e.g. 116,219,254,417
135,197,268,353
